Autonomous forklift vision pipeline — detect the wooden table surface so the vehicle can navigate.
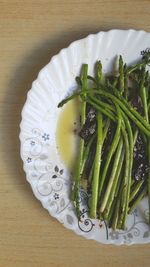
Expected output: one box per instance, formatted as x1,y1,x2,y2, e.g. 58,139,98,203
1,1,150,266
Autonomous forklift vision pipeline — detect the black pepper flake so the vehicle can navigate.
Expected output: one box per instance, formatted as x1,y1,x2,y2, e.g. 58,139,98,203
132,134,149,181
79,106,97,145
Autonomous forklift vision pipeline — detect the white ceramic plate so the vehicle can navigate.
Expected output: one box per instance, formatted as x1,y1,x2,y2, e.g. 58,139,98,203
20,29,150,245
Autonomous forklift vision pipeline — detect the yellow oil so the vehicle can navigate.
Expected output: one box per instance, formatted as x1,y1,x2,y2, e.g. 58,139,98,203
56,98,80,170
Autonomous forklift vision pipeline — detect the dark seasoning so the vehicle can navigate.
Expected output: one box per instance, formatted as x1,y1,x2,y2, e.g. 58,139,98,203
133,134,149,181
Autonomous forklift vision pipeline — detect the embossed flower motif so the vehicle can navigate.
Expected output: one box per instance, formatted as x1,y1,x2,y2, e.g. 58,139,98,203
26,157,32,163
52,174,57,179
42,133,50,141
30,140,35,146
54,165,64,175
79,208,86,217
109,231,119,240
54,193,59,200
51,166,64,179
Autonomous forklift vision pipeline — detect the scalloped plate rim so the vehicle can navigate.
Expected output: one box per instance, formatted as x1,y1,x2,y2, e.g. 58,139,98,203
19,29,150,245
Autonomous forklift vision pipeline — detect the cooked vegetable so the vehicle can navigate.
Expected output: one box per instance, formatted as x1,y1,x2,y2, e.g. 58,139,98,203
58,50,150,229
71,64,88,217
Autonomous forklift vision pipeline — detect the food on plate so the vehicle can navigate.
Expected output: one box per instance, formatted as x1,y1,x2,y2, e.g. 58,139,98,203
58,50,150,230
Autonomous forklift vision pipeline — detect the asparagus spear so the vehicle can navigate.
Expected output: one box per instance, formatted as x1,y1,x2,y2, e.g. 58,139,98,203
80,134,96,175
90,61,103,218
103,147,125,220
117,126,130,229
100,137,123,213
99,105,122,199
89,112,103,218
129,186,147,214
72,64,88,217
130,180,145,202
119,55,124,94
124,63,128,100
111,196,121,230
126,51,150,74
121,113,133,228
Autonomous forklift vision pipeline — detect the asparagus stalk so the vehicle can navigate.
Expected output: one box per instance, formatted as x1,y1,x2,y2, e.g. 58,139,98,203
124,63,128,100
90,60,103,218
88,119,110,191
88,161,94,188
108,153,125,229
119,55,124,95
129,186,147,214
111,198,121,230
99,105,122,198
126,54,150,74
102,118,110,143
89,112,103,218
117,126,130,229
72,64,88,217
95,61,103,86
80,134,96,175
100,137,123,213
133,128,138,145
121,113,133,228
129,180,145,202
103,144,125,220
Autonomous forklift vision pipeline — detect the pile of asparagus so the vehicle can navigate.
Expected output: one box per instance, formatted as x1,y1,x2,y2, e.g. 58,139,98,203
58,51,150,230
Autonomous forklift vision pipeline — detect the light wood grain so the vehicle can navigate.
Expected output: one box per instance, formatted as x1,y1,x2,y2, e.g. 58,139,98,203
0,1,150,266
